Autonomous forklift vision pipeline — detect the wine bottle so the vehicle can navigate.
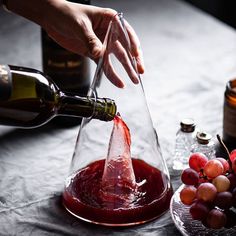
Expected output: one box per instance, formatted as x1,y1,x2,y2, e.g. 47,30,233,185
41,0,91,126
0,65,116,128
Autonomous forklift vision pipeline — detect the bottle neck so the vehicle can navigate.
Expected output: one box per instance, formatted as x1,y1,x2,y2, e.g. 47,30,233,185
58,92,116,122
196,132,212,145
180,118,195,132
225,79,236,106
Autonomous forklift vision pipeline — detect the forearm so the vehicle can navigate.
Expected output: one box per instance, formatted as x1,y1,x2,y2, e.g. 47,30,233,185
2,0,65,28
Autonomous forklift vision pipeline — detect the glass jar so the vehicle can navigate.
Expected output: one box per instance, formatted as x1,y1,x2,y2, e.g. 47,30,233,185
172,118,197,173
191,131,215,159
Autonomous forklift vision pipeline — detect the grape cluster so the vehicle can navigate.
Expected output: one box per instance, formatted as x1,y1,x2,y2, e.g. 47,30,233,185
180,150,236,229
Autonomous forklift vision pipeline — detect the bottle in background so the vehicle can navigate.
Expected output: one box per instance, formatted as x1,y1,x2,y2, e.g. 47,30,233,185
223,79,236,151
41,0,91,127
0,64,116,128
191,131,215,159
172,118,197,174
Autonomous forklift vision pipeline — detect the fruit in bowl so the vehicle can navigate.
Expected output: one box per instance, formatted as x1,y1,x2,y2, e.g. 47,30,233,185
180,148,236,229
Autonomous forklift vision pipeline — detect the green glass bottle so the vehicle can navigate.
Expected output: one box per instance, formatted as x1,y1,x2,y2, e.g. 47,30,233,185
41,0,91,126
0,65,116,128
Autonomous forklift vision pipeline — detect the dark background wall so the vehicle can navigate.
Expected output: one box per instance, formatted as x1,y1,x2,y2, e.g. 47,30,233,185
185,0,236,29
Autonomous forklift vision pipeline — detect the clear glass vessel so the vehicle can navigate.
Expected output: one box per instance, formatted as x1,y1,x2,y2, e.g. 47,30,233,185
172,118,197,174
191,131,215,159
62,13,173,226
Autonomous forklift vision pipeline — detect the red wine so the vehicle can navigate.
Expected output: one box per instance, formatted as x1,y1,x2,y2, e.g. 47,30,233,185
63,158,173,225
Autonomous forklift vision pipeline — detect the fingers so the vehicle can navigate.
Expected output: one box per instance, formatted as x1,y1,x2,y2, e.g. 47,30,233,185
93,12,143,87
112,41,139,84
123,20,145,74
123,20,140,57
108,16,145,75
135,50,145,74
103,53,125,88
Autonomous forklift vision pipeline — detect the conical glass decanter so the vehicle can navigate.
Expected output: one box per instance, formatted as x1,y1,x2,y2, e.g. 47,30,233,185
62,13,173,226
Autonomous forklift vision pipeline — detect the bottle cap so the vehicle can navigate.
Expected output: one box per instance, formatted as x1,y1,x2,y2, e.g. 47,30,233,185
180,118,196,132
196,131,212,144
226,79,236,98
93,98,117,121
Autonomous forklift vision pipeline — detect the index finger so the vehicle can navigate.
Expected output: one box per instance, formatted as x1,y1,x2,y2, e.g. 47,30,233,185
123,20,140,57
123,20,145,74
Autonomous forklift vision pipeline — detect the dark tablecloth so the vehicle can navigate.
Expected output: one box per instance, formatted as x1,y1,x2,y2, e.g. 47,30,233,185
1,0,236,235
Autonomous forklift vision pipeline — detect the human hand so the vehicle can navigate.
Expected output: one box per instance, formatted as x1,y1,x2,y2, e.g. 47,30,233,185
42,0,144,88
5,0,144,88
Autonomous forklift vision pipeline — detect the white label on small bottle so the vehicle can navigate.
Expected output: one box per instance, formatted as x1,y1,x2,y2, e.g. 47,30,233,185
0,65,12,100
223,102,236,138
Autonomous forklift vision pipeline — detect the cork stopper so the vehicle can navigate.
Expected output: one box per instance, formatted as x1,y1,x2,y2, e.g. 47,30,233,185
180,118,196,133
226,79,236,97
196,132,212,145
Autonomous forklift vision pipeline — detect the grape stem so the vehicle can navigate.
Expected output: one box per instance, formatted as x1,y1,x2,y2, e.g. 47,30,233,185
216,134,232,167
199,169,208,180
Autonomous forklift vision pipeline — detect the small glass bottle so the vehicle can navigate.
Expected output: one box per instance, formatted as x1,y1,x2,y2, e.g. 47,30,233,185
191,131,215,159
223,79,236,151
0,65,116,128
172,118,197,173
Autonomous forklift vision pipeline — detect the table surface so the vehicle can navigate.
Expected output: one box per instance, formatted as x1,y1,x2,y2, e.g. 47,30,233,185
1,0,236,235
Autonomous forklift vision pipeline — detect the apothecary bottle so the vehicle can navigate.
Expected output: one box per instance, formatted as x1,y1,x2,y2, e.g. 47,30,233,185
0,65,116,128
191,131,215,159
41,0,91,126
172,118,197,173
223,79,236,151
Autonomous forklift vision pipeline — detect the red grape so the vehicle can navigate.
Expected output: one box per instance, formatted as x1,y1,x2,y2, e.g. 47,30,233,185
203,159,224,179
189,153,208,172
212,175,230,192
216,157,230,174
232,158,236,173
206,209,227,229
179,148,236,229
180,186,197,205
230,149,236,162
214,191,233,209
197,183,217,202
227,173,236,191
181,168,199,185
232,187,236,207
189,200,210,221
